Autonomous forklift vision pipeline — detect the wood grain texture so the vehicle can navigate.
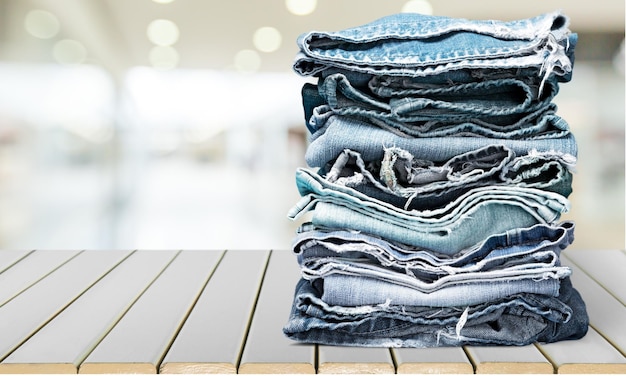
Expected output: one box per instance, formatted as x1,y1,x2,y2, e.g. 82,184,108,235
237,250,315,374
159,250,270,374
79,251,223,374
0,250,178,374
393,347,474,374
0,250,132,361
0,363,76,374
465,345,553,374
318,346,394,374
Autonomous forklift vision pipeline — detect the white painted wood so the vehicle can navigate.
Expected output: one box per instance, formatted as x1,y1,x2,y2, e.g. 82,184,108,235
0,250,178,374
0,250,32,273
0,250,132,361
237,250,315,374
393,347,474,374
0,248,622,374
464,345,553,374
0,250,80,307
160,250,270,374
563,249,626,305
318,346,394,374
561,254,626,355
537,327,626,374
79,251,223,374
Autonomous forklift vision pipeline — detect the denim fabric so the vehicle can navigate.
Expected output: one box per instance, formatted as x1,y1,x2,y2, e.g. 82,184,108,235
294,221,575,283
314,72,566,139
304,84,570,141
283,276,588,347
320,146,574,211
302,260,569,300
289,168,570,254
286,10,587,349
293,11,576,91
319,272,563,307
305,111,578,168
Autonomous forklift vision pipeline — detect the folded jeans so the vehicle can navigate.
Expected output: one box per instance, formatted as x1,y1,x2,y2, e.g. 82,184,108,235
305,112,578,168
289,168,570,253
320,146,575,211
283,276,588,347
293,10,576,97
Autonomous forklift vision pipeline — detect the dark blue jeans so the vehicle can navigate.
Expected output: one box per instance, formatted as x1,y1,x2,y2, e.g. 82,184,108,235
283,276,588,347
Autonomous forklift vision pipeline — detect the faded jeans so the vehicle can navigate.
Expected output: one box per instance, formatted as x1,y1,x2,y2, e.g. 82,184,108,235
289,168,570,254
305,111,577,168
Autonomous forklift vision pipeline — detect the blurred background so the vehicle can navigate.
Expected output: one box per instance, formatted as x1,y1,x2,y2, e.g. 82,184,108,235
0,0,623,250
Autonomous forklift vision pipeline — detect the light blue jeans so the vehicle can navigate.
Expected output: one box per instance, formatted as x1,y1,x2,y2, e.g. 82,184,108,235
317,272,564,307
305,111,578,168
289,168,570,254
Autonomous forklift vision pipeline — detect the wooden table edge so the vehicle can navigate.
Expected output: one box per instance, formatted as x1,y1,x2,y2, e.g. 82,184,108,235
475,361,555,374
237,362,316,374
78,362,156,374
0,363,77,374
159,361,236,374
397,362,474,374
318,362,395,374
557,362,626,374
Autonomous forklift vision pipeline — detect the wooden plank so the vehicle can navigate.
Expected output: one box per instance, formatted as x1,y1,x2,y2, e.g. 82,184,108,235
564,249,626,305
561,254,626,356
238,250,315,374
160,250,270,374
0,250,132,362
78,251,223,374
464,345,553,374
0,250,32,273
318,347,394,374
393,347,474,374
537,327,626,374
0,250,178,374
0,250,80,307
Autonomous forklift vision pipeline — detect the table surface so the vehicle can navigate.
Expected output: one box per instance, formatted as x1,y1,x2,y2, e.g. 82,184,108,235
0,248,624,374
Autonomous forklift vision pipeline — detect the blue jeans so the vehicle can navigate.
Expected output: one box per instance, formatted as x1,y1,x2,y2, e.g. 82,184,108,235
305,89,569,140
293,11,576,93
320,146,574,211
316,272,564,307
305,111,578,168
288,168,570,254
313,72,567,139
294,221,575,288
294,221,574,272
293,220,573,307
283,276,588,347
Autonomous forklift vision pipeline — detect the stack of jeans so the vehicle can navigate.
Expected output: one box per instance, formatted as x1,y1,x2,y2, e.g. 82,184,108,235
283,11,589,347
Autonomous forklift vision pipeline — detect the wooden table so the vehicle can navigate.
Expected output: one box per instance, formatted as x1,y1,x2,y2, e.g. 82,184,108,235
0,249,624,374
